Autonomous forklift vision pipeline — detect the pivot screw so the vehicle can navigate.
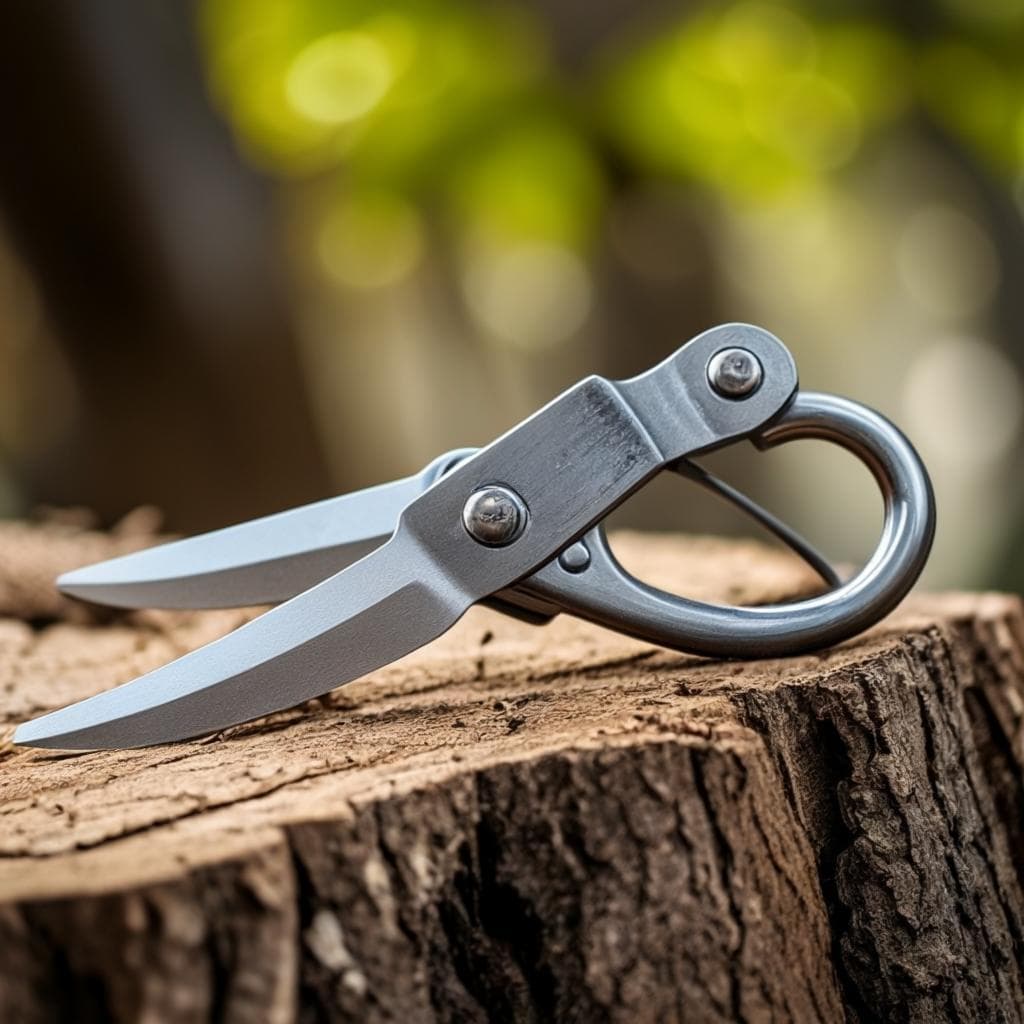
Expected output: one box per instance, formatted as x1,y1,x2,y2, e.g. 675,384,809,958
708,348,763,399
462,486,528,546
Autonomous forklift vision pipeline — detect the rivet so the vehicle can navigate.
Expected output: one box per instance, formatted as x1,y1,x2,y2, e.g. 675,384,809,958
558,541,591,574
708,348,763,399
462,486,528,546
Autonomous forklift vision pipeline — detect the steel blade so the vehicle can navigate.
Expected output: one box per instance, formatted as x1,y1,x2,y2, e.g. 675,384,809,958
20,324,801,751
16,533,462,749
56,449,475,609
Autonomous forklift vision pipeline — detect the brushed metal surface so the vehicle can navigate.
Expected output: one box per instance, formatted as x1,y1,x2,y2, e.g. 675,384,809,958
16,323,935,750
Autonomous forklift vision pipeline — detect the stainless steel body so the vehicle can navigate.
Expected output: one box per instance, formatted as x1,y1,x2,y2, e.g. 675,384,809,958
16,324,935,750
518,392,934,657
56,448,474,609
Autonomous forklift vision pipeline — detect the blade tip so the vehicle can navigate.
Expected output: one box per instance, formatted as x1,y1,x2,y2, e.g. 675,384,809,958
56,569,101,602
13,719,52,748
13,715,96,751
56,572,145,609
55,568,80,593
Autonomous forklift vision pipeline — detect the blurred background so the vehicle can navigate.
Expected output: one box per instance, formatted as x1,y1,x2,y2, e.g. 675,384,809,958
0,0,1021,590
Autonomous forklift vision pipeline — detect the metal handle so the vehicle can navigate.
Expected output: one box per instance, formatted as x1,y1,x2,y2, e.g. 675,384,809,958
517,392,936,658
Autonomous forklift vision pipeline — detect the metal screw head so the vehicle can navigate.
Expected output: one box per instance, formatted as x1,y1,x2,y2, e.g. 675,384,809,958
462,486,528,546
707,348,763,399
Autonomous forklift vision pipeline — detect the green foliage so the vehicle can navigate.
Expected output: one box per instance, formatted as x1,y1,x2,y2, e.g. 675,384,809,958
917,40,1024,173
199,0,1024,273
447,117,605,248
201,0,549,185
600,5,909,199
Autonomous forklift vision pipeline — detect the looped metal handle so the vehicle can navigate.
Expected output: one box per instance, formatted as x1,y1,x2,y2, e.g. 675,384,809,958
518,392,936,658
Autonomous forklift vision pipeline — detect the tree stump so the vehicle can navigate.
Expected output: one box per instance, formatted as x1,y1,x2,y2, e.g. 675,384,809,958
0,519,1022,1023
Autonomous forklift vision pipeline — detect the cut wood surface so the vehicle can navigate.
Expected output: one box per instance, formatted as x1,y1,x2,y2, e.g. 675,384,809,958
0,518,1022,1023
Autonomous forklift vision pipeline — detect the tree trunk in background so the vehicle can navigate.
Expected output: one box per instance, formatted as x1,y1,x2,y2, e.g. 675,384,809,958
0,2,330,530
1,526,1022,1022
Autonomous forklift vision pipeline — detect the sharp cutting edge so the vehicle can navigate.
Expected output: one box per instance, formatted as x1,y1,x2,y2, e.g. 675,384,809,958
56,448,475,609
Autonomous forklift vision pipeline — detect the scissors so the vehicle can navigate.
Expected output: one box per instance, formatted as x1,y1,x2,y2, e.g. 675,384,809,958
14,324,935,750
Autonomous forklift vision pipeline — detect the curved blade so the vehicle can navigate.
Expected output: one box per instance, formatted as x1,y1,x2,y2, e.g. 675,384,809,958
56,449,475,609
16,532,461,749
20,323,801,750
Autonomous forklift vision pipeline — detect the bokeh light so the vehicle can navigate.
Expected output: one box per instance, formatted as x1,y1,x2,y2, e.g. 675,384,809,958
286,32,396,126
462,242,592,351
897,205,1000,320
317,190,424,289
600,4,907,201
903,336,1023,466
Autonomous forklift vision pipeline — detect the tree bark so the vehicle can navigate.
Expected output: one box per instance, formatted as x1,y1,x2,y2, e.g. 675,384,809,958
0,522,1021,1023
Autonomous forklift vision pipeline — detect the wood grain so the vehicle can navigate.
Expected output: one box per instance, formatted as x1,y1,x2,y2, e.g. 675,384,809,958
0,521,1021,1023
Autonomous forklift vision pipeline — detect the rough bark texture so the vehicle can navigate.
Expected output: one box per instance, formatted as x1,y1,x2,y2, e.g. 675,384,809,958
0,519,1022,1023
